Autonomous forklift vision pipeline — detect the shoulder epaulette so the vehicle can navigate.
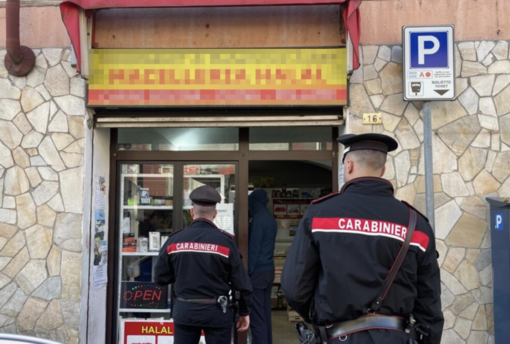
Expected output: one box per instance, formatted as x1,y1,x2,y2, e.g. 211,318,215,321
216,228,234,238
401,200,429,223
311,191,342,204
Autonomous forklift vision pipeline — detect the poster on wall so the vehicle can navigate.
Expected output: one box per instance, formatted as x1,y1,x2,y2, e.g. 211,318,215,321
88,48,348,108
273,199,312,219
120,320,206,344
214,203,234,235
93,175,108,289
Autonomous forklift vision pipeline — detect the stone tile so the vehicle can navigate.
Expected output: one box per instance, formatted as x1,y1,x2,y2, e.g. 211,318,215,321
30,155,47,167
458,87,479,115
64,139,85,154
500,114,510,147
403,103,420,126
479,263,492,286
409,148,420,167
36,299,64,331
0,79,21,100
459,303,479,320
38,167,58,181
369,95,384,109
492,40,509,60
70,76,85,97
4,166,30,196
373,58,387,72
68,116,85,139
16,297,48,332
349,65,363,84
395,118,420,150
491,151,510,182
3,196,15,209
26,67,46,88
364,79,382,95
482,53,495,67
0,100,21,123
394,150,410,188
0,272,11,289
391,45,402,63
33,277,61,301
462,61,487,77
16,193,36,230
466,249,481,263
446,214,487,248
395,184,416,204
54,213,82,250
44,65,70,97
459,42,477,61
435,200,462,240
0,282,17,309
0,121,23,150
477,41,496,62
454,260,480,290
25,148,38,157
454,317,472,340
37,205,57,227
8,74,27,89
61,152,83,168
48,111,68,133
443,248,465,273
54,96,86,116
13,113,32,136
486,303,494,329
21,131,44,149
61,250,82,301
1,288,27,317
25,224,52,259
442,269,467,295
0,223,17,239
442,329,465,344
38,137,66,172
488,60,510,74
437,116,480,157
381,94,407,116
479,97,497,116
25,167,42,188
382,156,395,180
473,170,500,196
443,309,456,329
31,181,59,206
26,102,50,136
473,286,493,304
467,331,488,344
491,132,500,151
450,293,476,315
47,194,65,212
379,62,402,95
0,142,14,169
377,45,391,61
0,209,16,225
51,133,75,151
20,87,44,113
362,46,378,65
16,259,48,294
472,75,495,97
42,49,62,67
442,172,469,197
479,114,499,131
456,78,469,97
414,175,442,193
474,249,492,271
60,167,83,214
430,100,468,130
49,101,58,120
493,75,510,96
436,239,447,267
363,65,378,81
12,147,30,168
458,147,487,181
47,246,61,277
62,61,77,79
60,300,80,329
35,85,51,101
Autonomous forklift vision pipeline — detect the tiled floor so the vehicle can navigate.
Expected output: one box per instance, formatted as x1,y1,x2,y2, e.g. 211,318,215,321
271,310,298,344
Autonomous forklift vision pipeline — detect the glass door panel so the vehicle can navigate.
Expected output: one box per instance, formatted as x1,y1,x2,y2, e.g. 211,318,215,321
183,164,236,235
117,163,174,323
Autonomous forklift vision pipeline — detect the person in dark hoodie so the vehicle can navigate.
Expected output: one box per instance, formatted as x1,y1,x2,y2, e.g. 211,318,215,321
248,189,278,344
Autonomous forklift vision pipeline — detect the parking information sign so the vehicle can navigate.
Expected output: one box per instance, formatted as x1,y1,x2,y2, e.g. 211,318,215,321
403,25,455,101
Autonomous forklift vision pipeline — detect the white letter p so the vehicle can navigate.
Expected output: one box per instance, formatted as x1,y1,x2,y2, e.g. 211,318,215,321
418,36,440,65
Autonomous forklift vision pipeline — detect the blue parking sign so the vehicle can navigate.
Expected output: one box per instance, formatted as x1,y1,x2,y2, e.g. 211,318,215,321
410,32,449,68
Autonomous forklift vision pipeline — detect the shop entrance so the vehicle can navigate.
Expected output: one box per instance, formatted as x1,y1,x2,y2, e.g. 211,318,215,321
108,127,339,344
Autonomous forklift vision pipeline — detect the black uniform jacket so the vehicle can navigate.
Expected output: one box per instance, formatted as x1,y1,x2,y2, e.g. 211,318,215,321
155,218,252,327
281,178,443,343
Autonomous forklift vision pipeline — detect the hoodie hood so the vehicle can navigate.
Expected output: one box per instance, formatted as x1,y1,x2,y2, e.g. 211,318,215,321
249,189,269,216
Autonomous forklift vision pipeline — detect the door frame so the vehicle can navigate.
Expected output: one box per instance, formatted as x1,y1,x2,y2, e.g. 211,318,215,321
106,127,339,344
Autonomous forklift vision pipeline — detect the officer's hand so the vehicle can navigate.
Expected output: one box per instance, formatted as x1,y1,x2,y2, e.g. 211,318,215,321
236,315,250,331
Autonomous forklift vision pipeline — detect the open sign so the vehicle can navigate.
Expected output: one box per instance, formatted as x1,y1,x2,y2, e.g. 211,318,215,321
121,282,168,309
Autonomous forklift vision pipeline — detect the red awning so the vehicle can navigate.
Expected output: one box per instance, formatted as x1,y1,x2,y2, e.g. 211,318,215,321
59,0,361,72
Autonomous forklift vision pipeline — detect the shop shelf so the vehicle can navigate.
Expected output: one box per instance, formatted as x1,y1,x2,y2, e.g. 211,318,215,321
119,308,170,313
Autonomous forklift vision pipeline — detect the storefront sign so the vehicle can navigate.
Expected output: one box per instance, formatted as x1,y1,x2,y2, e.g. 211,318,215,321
88,48,347,107
120,320,206,344
120,282,168,309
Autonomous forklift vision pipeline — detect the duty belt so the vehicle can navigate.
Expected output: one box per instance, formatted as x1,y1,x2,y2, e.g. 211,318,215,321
324,315,406,341
176,296,230,313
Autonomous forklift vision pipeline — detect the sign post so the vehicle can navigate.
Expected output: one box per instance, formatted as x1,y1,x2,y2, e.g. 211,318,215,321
403,25,456,231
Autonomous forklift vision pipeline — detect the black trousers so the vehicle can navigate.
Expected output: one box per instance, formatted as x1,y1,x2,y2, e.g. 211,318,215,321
249,270,275,344
174,323,232,344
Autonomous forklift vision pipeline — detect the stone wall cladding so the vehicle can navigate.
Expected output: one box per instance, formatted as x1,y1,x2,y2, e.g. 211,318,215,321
348,40,510,344
0,48,85,343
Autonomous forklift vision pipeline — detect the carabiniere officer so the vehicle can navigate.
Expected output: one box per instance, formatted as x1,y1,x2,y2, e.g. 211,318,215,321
155,185,253,344
281,133,443,344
